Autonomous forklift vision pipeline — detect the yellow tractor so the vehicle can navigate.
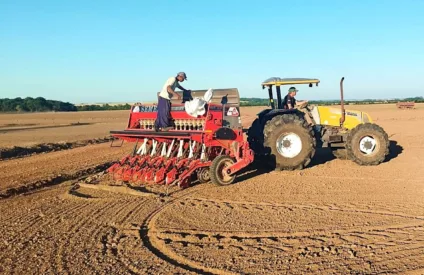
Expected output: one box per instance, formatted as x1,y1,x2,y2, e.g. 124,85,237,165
247,77,390,170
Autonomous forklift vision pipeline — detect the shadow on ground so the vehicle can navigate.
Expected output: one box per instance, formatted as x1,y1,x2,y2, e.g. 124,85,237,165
308,148,335,167
236,149,334,183
384,141,403,163
235,140,403,183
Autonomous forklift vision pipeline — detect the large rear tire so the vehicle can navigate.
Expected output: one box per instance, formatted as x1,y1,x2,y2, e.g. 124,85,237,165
346,123,389,165
210,155,236,186
263,114,316,170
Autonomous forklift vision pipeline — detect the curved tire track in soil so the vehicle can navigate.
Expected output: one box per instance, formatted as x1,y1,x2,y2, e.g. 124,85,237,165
188,197,424,221
148,197,424,274
138,185,239,275
65,186,424,275
1,181,423,274
64,184,199,274
1,184,161,275
55,198,143,274
52,200,121,274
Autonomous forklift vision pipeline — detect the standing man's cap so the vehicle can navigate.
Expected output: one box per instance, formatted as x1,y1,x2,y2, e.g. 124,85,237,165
289,87,298,92
177,72,187,80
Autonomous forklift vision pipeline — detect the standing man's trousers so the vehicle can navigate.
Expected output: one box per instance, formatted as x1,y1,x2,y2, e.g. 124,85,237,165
155,96,171,129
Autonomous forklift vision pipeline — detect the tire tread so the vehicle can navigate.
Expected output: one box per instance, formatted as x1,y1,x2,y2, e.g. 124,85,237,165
346,123,389,165
263,114,316,170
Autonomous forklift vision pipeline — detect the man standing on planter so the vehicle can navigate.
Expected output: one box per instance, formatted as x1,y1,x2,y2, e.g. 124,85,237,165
154,72,190,132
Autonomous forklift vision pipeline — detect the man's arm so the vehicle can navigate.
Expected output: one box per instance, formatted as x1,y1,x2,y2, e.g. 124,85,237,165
176,83,188,92
294,98,308,108
295,99,308,105
167,85,181,99
287,97,294,109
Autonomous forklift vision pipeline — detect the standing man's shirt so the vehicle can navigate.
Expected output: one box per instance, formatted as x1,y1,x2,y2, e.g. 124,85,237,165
282,94,296,109
159,77,179,100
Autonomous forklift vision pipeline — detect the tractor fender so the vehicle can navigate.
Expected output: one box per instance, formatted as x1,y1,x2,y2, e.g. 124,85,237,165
257,109,305,126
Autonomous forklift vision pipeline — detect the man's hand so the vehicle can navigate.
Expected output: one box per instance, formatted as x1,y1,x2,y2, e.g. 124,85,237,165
173,91,182,100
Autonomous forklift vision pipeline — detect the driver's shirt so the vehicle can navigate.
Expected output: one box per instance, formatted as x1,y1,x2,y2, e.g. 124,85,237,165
282,94,296,109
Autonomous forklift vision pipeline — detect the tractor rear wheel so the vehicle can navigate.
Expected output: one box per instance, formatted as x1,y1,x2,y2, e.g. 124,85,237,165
263,114,316,170
346,123,389,165
210,155,236,186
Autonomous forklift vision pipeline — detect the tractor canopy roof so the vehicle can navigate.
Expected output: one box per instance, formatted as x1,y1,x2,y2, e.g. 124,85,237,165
261,77,320,88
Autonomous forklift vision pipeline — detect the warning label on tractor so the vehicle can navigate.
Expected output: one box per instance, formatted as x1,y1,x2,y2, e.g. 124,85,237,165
227,107,239,116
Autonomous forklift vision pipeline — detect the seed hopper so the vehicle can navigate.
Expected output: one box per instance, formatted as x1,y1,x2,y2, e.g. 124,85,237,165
106,88,254,188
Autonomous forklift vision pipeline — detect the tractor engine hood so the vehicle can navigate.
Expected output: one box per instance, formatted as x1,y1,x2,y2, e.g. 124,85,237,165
311,106,373,129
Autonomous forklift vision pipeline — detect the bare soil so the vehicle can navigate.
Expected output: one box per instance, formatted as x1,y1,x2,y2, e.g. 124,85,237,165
0,110,128,147
0,104,423,274
0,137,116,161
0,142,132,198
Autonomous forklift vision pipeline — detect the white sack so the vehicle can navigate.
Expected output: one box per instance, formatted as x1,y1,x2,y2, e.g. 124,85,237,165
184,88,214,117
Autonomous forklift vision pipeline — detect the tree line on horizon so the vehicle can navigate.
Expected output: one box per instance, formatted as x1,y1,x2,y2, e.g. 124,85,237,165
0,96,423,113
0,97,133,113
77,103,132,111
0,97,77,112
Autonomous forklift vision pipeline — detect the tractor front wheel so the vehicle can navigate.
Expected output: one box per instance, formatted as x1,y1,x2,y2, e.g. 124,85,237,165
210,155,236,186
346,123,389,165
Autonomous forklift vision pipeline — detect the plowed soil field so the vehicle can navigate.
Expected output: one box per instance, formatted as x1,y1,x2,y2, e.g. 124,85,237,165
1,104,423,274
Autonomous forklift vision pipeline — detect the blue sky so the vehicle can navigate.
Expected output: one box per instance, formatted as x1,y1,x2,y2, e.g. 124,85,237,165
1,0,423,104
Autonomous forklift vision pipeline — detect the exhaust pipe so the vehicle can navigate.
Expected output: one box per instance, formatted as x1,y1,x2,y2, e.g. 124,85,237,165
340,77,345,126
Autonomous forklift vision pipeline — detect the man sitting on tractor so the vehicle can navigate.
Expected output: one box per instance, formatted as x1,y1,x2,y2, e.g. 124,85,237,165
154,72,190,132
282,87,308,109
